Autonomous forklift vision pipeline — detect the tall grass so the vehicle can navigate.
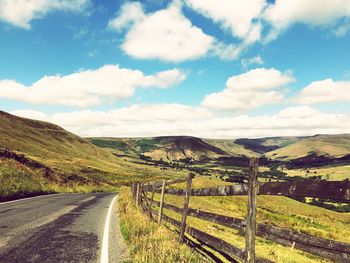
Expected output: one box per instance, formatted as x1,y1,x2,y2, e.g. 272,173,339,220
117,188,203,262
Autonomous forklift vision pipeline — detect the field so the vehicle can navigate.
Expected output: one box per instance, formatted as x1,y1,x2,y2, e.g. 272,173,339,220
146,176,350,263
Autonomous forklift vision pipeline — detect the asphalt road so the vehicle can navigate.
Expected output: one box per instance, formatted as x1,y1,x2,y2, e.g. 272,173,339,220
0,193,128,263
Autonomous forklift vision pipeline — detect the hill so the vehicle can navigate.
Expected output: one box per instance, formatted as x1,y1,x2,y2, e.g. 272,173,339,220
234,136,304,154
266,134,350,160
0,111,184,201
89,136,259,159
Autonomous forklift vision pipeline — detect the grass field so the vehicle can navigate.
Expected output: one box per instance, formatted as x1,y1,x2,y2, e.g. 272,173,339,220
281,165,350,180
117,188,204,262
146,176,350,262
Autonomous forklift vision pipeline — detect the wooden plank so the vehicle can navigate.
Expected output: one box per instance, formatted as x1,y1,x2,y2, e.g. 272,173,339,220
155,180,350,202
145,198,350,261
257,225,350,262
156,184,249,196
259,180,350,202
157,212,272,263
245,157,258,263
179,173,194,243
158,179,166,224
143,178,187,191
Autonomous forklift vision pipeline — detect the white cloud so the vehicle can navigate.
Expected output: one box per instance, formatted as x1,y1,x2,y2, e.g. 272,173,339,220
297,79,350,104
184,0,266,42
241,55,264,69
0,65,186,107
11,109,49,121
108,2,145,31
109,1,244,62
202,68,295,111
0,0,90,29
263,0,350,40
11,105,350,138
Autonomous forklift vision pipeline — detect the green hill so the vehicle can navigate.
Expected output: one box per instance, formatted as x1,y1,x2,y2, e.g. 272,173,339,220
0,111,183,201
88,136,258,161
266,134,350,160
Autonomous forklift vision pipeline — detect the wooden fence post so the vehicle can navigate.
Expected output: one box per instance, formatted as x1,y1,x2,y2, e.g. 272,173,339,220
245,157,259,263
149,184,156,218
158,179,166,224
136,183,140,207
131,182,136,203
179,173,194,243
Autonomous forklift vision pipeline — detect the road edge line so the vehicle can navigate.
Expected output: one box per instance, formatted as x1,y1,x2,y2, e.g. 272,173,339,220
101,195,118,263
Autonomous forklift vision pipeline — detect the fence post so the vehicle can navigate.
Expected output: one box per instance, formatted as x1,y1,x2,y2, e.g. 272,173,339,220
245,157,259,263
136,183,140,207
158,179,166,224
179,173,194,243
149,184,156,218
131,182,136,203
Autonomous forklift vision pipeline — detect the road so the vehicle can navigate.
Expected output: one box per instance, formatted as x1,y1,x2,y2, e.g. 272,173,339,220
0,193,128,263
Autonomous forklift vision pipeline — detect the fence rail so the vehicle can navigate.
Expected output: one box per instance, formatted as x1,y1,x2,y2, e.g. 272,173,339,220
131,158,350,262
154,180,350,202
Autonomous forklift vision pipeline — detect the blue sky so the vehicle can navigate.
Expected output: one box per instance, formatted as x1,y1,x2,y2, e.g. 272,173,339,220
1,0,350,138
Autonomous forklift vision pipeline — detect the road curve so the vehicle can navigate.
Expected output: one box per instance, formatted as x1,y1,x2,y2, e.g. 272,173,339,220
0,193,128,263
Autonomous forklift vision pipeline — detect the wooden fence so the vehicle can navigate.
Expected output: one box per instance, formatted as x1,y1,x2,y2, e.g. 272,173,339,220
131,158,350,263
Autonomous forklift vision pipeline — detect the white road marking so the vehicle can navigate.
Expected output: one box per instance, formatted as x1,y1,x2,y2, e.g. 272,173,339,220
101,195,118,263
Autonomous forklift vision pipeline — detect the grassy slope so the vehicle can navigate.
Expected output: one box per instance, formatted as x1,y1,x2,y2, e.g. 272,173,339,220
89,136,259,162
149,177,350,263
282,165,350,181
118,188,204,262
0,111,186,200
203,139,258,157
266,134,350,160
89,136,234,161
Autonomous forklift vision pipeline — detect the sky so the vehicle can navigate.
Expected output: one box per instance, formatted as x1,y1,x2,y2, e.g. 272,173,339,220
1,0,350,138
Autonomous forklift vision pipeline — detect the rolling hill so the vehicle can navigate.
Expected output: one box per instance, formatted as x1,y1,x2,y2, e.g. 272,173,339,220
0,110,184,201
89,134,350,162
266,134,350,160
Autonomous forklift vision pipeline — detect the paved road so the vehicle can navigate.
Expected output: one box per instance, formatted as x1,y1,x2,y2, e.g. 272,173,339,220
0,193,128,263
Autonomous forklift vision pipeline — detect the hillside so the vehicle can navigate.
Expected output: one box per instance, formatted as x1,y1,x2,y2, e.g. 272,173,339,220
89,134,350,164
266,134,350,160
0,111,184,200
234,136,304,154
89,136,240,162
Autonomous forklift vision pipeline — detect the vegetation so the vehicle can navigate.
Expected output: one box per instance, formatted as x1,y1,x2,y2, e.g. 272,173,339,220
147,176,350,262
266,134,350,160
117,188,203,262
0,111,187,201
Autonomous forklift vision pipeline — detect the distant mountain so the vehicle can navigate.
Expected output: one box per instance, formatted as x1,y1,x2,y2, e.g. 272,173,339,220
89,136,235,162
89,134,350,166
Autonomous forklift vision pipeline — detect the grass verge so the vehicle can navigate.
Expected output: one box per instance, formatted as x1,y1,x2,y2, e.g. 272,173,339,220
117,188,204,262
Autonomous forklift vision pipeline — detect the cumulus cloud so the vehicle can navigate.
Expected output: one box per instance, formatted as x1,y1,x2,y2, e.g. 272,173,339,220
184,0,266,42
0,0,90,29
202,68,295,111
11,105,350,138
297,79,350,104
109,1,244,62
263,0,350,40
0,65,186,107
